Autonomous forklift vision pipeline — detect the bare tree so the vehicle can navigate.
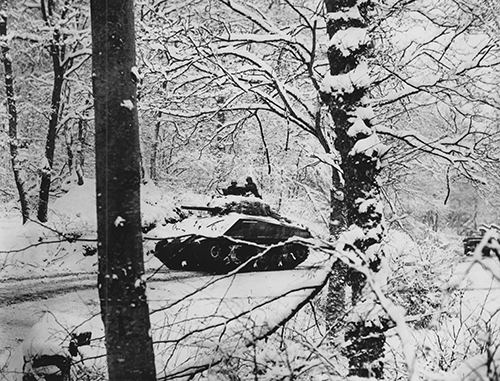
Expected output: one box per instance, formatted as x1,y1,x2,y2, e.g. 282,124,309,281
90,0,156,379
0,0,30,223
37,0,67,222
372,0,500,205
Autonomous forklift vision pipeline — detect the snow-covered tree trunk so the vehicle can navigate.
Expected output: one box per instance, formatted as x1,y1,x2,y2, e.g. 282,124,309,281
90,0,156,380
322,0,388,378
37,0,65,222
0,1,29,223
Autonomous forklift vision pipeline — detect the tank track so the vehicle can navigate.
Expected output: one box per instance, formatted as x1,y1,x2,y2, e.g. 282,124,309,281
155,236,309,274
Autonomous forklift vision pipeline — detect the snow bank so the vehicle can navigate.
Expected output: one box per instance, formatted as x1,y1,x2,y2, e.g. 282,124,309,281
384,230,500,380
0,179,184,279
447,257,500,329
0,216,97,279
141,181,185,229
51,179,182,233
50,179,97,234
5,311,98,381
4,261,332,380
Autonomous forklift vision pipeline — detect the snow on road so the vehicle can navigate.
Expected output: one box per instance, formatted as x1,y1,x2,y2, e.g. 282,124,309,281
0,255,331,380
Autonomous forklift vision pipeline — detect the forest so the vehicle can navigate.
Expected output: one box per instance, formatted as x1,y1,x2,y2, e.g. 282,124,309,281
0,0,499,380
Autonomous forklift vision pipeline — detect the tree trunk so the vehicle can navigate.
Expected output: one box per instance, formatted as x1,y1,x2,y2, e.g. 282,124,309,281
37,0,65,222
37,66,63,222
150,113,161,182
322,0,388,378
65,123,74,175
75,118,85,185
90,0,157,380
0,1,30,223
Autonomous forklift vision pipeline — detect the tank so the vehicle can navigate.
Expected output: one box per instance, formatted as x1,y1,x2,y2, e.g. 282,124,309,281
154,196,312,273
463,224,499,257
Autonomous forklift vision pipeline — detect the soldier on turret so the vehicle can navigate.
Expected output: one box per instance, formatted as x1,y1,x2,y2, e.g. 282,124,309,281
245,177,261,198
223,181,246,196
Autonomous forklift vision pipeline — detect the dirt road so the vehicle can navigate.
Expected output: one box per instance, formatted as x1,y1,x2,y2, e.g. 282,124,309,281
0,270,197,306
0,263,330,379
0,269,208,377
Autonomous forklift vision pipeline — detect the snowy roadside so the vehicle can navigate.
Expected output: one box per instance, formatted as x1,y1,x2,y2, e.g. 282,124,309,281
0,256,332,380
0,180,189,279
383,231,500,380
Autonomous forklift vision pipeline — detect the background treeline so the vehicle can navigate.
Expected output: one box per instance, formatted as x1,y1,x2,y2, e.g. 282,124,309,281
1,0,499,233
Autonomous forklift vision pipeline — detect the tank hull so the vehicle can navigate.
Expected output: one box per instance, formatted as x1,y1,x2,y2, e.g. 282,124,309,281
154,215,311,273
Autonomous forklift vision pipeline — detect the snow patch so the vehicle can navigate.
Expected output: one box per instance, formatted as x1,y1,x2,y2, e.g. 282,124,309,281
149,42,164,50
40,157,51,171
349,133,387,158
326,6,362,22
336,225,365,257
346,300,387,327
313,153,344,184
357,197,377,213
120,99,134,110
329,27,369,56
366,224,383,240
130,66,143,83
114,216,126,227
134,276,146,288
347,117,372,137
348,106,375,121
321,61,371,96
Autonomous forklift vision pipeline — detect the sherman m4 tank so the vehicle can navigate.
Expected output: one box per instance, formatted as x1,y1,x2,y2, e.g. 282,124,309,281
154,196,312,273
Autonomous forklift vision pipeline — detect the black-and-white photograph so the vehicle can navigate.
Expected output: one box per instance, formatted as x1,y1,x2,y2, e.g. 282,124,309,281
0,0,499,380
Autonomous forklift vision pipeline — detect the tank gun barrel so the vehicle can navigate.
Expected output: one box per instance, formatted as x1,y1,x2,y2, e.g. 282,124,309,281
181,205,222,213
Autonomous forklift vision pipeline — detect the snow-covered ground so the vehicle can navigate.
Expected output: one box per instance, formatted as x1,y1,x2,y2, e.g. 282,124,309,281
0,181,333,379
1,181,499,380
1,258,331,380
384,231,500,380
0,180,188,279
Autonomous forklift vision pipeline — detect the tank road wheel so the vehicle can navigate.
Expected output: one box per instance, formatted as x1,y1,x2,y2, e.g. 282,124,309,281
198,239,232,273
155,239,186,270
253,247,280,271
209,244,224,260
280,243,309,269
259,243,309,271
235,245,264,272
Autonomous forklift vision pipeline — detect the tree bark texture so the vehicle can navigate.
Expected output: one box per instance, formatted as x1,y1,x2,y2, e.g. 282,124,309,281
0,2,30,223
76,118,85,185
322,0,387,378
65,123,74,175
150,113,161,182
323,0,381,233
90,0,157,380
37,0,65,222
